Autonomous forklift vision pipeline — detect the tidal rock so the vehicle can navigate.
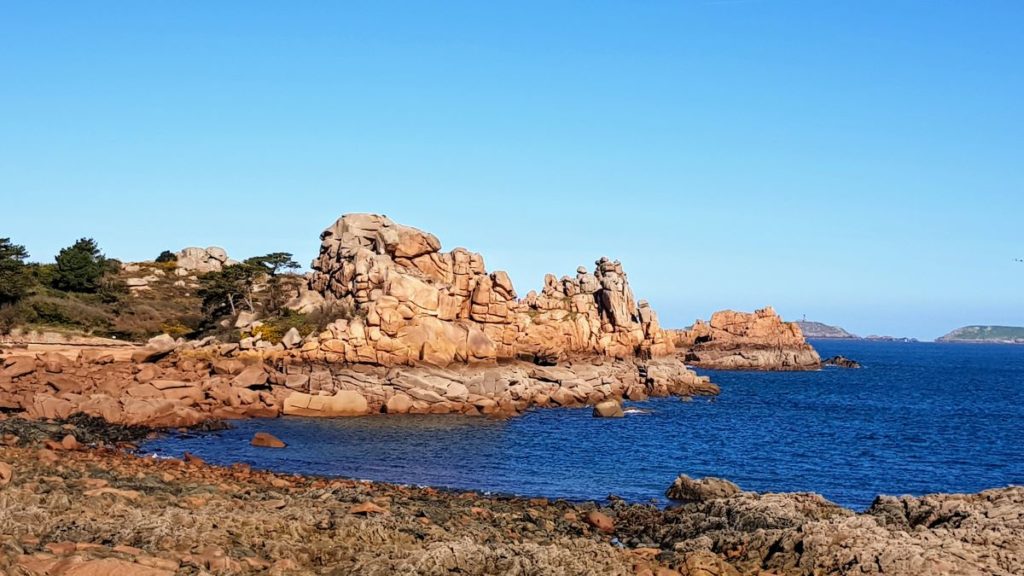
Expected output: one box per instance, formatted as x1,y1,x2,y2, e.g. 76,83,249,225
251,432,286,449
592,400,624,418
666,475,742,502
823,355,861,368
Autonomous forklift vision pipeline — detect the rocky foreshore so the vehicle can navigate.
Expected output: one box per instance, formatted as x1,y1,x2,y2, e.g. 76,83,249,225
0,417,1019,576
0,343,716,427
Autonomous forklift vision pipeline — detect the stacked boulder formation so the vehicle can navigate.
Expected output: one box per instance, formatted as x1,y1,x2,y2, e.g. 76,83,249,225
302,214,674,367
675,307,821,370
173,246,235,274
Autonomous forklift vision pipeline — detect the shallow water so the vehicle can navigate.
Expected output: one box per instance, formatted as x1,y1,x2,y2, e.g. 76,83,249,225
141,341,1024,509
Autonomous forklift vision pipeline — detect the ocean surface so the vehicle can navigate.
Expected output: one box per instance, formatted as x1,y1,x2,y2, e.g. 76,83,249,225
141,340,1024,510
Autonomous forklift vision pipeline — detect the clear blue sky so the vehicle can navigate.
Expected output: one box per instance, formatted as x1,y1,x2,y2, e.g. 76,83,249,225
2,1,1022,340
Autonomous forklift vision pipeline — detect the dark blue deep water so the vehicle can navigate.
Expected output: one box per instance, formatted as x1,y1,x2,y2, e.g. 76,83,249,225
141,341,1024,510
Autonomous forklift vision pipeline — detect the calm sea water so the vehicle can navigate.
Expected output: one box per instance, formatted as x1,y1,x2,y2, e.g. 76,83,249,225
141,341,1024,510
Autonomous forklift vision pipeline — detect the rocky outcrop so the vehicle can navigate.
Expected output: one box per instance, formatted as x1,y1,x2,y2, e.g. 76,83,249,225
675,307,821,370
301,214,674,368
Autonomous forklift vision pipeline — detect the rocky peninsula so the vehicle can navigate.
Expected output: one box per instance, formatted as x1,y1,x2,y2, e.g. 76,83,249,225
1,214,720,428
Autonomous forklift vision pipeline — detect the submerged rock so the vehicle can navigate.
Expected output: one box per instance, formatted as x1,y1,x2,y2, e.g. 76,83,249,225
251,432,286,449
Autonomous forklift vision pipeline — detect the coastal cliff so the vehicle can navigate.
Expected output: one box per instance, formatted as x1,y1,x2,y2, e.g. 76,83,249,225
675,307,821,370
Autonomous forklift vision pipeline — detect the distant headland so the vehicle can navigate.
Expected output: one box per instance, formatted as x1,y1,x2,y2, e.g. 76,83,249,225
937,325,1024,344
794,320,919,343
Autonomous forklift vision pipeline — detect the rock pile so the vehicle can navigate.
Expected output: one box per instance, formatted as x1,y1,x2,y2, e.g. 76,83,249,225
675,307,821,370
301,214,674,368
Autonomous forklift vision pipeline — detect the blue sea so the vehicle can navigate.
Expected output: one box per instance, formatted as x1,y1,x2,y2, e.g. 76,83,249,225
141,341,1024,510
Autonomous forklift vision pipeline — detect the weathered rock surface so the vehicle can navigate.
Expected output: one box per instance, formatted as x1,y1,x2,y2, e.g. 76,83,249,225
301,213,674,367
675,307,821,370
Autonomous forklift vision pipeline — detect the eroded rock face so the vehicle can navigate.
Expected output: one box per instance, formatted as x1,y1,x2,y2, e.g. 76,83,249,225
302,214,674,367
675,307,821,370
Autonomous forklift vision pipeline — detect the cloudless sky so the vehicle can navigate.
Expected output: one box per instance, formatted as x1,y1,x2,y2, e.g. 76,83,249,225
2,1,1022,340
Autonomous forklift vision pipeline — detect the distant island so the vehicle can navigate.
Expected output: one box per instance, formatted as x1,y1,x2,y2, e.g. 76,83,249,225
795,321,858,339
795,321,918,343
937,325,1024,344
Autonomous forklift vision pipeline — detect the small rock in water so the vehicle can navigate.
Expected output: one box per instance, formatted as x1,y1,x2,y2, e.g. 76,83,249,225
251,432,286,449
823,355,861,369
592,400,624,418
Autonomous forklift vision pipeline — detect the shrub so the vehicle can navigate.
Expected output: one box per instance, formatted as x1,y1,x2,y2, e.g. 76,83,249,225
25,295,111,332
160,321,193,339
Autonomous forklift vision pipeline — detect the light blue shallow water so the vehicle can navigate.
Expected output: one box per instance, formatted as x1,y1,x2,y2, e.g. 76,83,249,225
141,341,1024,510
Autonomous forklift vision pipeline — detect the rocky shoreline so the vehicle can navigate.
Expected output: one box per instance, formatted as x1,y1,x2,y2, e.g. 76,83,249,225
0,416,1019,576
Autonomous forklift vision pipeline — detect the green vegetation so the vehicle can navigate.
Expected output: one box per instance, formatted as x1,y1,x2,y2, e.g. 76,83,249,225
155,250,177,263
0,238,31,306
53,238,114,293
0,238,203,339
198,263,264,318
0,238,314,343
938,325,1024,343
